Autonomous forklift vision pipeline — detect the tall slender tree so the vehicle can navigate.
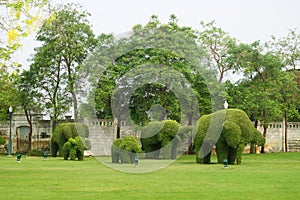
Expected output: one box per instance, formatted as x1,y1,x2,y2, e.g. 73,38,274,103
34,3,97,121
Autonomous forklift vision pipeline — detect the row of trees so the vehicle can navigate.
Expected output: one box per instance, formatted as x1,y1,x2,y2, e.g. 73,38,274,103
0,3,299,153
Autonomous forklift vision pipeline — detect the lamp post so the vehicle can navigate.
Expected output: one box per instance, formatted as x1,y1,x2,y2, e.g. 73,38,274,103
8,106,13,156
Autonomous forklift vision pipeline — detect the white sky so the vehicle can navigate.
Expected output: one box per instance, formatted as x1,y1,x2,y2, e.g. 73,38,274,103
13,0,300,68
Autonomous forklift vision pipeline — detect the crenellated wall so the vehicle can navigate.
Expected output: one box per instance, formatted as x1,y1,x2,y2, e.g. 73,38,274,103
257,121,300,152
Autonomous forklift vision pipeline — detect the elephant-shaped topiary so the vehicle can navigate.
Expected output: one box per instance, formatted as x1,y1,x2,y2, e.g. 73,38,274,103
111,136,142,163
51,123,89,157
194,109,265,164
62,136,85,160
140,120,181,159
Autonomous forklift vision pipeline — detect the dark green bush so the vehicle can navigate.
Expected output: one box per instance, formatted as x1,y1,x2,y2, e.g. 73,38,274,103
0,136,5,145
111,136,142,163
62,137,85,161
140,120,180,159
194,109,266,165
51,123,89,157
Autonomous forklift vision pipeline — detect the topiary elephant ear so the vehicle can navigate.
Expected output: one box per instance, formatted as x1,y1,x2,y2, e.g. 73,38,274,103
222,121,241,147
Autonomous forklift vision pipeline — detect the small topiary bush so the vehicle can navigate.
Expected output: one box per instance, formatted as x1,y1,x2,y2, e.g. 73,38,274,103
51,123,89,157
62,136,85,161
140,120,180,159
111,136,142,163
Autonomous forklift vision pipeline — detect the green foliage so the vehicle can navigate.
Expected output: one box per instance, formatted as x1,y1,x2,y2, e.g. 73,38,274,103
30,3,97,123
198,20,238,83
111,136,142,163
194,109,265,164
0,135,6,145
0,0,50,71
140,120,180,159
222,121,241,146
0,74,19,122
51,123,89,157
62,137,85,161
84,15,211,133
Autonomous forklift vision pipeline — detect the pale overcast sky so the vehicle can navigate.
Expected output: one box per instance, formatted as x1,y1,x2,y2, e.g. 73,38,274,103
15,0,300,68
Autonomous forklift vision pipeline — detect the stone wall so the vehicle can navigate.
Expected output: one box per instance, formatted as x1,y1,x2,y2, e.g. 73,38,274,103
1,114,299,155
257,121,300,152
84,119,116,156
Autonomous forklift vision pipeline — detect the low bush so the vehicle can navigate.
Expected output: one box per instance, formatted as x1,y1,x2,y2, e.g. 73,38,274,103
111,136,142,164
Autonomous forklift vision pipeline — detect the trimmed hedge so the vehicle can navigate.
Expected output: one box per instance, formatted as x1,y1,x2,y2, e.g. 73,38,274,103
194,109,265,165
140,120,180,159
111,136,142,163
51,123,89,157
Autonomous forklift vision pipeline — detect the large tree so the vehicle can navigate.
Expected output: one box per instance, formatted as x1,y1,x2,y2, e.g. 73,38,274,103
34,3,97,121
83,15,213,138
198,20,238,83
16,69,44,153
226,41,299,153
268,28,300,70
0,0,51,123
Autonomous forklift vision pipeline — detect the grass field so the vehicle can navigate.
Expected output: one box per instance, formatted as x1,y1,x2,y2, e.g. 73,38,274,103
0,152,299,199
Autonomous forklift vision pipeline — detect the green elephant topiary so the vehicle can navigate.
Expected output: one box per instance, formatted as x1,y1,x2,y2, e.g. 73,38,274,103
194,109,265,165
111,136,142,163
62,136,85,161
140,120,181,159
51,123,89,157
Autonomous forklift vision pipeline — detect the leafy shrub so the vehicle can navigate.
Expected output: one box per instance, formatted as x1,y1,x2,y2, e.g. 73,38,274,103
0,136,5,145
51,123,89,157
111,136,142,163
140,120,180,159
62,137,85,161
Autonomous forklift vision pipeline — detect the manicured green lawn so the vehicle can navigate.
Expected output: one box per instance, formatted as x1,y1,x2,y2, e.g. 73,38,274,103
0,153,299,199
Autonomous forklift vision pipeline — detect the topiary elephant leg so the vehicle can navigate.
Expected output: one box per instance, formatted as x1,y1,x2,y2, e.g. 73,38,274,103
236,144,245,164
228,146,237,164
51,142,59,157
216,141,229,164
195,142,213,164
111,146,121,163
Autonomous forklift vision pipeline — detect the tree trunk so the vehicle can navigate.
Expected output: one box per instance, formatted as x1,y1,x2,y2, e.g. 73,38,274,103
72,91,78,121
116,118,121,139
187,112,194,155
284,110,288,152
116,125,121,139
24,109,33,155
260,125,268,153
250,120,259,154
